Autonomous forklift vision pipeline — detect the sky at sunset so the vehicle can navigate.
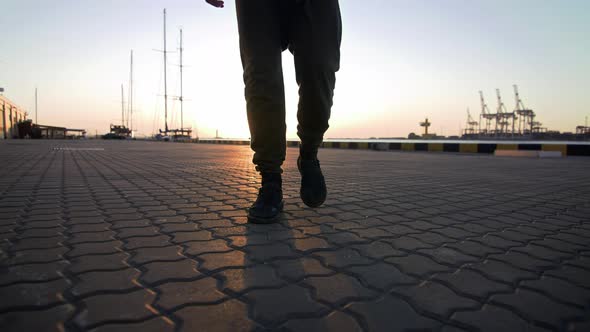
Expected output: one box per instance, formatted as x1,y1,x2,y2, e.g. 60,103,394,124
1,0,589,138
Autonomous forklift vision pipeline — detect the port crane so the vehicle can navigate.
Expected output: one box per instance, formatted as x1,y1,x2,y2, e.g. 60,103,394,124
496,89,516,137
479,91,494,135
513,85,536,135
464,108,479,135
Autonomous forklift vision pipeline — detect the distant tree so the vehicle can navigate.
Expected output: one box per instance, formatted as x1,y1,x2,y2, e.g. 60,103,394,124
17,119,33,139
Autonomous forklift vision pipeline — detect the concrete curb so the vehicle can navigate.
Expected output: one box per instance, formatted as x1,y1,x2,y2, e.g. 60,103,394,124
183,139,590,157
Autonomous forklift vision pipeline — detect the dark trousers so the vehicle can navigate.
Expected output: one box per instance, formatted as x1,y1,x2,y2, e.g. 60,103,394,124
236,0,342,173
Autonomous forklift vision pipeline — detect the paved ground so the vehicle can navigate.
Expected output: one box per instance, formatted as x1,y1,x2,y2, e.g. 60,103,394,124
1,140,589,332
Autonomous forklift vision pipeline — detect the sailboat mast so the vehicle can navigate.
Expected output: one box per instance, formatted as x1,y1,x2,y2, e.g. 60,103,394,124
35,87,38,124
121,84,125,127
179,28,184,135
163,9,169,133
129,50,133,132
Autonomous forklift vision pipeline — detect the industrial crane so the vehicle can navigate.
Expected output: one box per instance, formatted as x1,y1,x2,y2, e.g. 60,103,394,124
465,108,479,135
513,85,535,135
479,91,495,135
496,89,516,136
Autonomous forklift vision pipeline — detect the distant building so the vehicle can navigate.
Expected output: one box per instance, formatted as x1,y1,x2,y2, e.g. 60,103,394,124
0,95,28,139
32,124,86,139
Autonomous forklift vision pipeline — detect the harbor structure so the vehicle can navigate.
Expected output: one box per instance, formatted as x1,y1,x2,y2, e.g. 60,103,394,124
576,116,590,137
463,85,561,139
0,94,28,139
419,118,431,136
2,92,86,139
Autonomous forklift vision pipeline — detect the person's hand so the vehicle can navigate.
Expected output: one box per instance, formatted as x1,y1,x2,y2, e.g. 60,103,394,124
206,0,224,8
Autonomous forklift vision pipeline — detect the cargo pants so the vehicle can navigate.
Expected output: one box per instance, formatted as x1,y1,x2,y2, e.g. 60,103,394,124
236,0,342,173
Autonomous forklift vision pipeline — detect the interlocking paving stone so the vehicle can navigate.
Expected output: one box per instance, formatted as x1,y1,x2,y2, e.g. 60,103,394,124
67,253,129,274
319,231,371,246
487,251,558,272
385,253,452,277
123,235,172,250
350,241,405,259
548,232,588,246
451,305,552,332
511,244,574,263
417,246,480,266
0,279,69,311
245,242,301,262
17,227,63,238
282,311,362,331
182,238,232,256
67,231,116,244
545,265,590,289
346,295,442,331
566,256,590,271
73,289,157,329
0,261,67,285
197,250,252,272
532,238,587,255
71,268,141,297
218,264,285,294
244,284,328,324
520,276,590,309
2,141,589,331
266,228,308,241
66,241,122,257
172,299,256,331
313,248,375,268
290,236,332,253
433,269,513,300
116,227,161,239
472,234,523,250
0,304,74,332
109,219,151,230
385,236,436,251
445,240,504,258
465,260,538,286
304,273,378,305
155,278,226,310
345,262,418,290
170,229,213,243
409,231,454,246
273,257,335,282
88,316,175,332
139,259,202,286
128,246,184,265
69,224,109,233
5,247,68,265
392,281,480,318
490,289,586,330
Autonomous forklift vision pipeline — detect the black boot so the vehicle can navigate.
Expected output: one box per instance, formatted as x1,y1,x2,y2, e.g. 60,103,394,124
248,172,284,224
298,150,327,208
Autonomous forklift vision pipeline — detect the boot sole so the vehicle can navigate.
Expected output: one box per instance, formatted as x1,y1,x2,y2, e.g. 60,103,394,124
247,201,284,224
300,191,326,208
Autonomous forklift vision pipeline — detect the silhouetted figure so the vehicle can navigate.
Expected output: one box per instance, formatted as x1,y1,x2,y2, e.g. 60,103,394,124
207,0,342,223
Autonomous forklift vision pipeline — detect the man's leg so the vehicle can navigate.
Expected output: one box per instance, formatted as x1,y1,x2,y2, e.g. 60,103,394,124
288,0,342,207
290,0,342,156
236,0,286,222
236,0,287,174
